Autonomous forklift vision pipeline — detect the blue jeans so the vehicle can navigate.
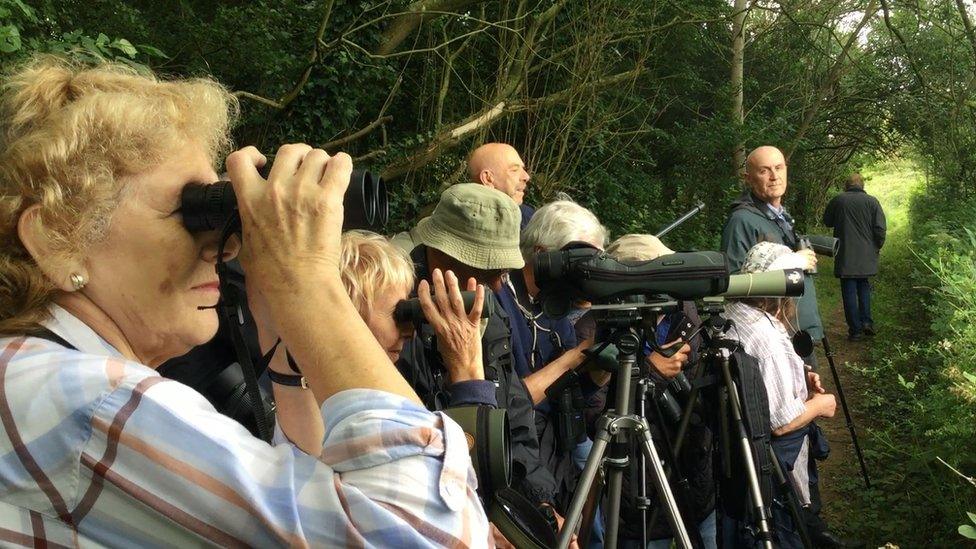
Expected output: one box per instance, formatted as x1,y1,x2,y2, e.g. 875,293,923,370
840,277,873,335
572,437,605,548
622,509,717,549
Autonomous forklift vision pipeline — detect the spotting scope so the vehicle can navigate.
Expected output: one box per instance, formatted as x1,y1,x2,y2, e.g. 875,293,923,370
534,247,804,317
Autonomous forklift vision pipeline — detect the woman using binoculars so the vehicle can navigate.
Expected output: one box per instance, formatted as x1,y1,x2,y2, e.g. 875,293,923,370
0,56,489,547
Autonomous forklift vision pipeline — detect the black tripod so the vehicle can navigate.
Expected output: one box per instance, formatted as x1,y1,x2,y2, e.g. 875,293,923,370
668,300,775,549
822,335,871,488
557,307,692,549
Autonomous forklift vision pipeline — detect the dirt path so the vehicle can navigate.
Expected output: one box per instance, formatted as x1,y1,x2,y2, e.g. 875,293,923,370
808,160,922,542
811,271,874,530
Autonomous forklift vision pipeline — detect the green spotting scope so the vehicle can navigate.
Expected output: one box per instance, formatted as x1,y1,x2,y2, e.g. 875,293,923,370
534,247,804,317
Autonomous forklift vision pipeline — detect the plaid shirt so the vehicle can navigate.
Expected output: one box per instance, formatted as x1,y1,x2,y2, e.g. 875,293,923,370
0,305,490,547
725,301,811,503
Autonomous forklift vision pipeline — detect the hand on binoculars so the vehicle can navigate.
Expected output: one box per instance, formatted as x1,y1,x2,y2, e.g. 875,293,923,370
648,339,690,379
418,268,485,384
798,248,818,271
227,144,353,310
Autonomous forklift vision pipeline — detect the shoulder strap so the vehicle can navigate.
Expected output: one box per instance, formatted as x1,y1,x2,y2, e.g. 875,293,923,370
29,328,78,351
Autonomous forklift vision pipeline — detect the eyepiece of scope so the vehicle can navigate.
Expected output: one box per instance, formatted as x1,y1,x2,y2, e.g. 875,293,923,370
721,268,805,298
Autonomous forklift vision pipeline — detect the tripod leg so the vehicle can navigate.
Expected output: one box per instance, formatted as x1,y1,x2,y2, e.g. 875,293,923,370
719,354,774,549
635,422,693,549
558,431,610,549
604,446,626,549
577,467,604,547
821,336,871,488
767,445,814,549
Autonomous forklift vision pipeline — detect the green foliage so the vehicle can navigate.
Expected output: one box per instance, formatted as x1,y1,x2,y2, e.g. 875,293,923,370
0,0,163,72
834,159,976,546
962,511,976,540
3,0,976,543
0,0,904,243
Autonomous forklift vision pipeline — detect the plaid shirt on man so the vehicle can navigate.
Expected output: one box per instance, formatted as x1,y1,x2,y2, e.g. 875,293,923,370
725,301,812,504
0,305,490,547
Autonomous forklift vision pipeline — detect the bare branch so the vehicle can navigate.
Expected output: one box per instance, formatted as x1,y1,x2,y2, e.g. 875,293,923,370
375,0,488,55
233,0,335,110
323,116,393,150
937,456,976,488
381,66,644,180
786,0,879,159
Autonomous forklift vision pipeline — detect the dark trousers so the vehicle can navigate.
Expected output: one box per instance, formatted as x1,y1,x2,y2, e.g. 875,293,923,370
840,277,873,335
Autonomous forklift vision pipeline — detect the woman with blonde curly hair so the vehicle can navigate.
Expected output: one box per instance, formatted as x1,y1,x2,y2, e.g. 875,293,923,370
0,56,488,547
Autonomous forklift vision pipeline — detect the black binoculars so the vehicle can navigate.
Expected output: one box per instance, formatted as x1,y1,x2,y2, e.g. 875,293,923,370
180,169,388,234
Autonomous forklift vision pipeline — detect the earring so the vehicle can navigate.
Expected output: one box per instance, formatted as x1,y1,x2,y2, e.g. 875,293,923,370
70,273,87,291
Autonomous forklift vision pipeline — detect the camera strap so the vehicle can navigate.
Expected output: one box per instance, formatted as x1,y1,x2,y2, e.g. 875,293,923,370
29,328,78,351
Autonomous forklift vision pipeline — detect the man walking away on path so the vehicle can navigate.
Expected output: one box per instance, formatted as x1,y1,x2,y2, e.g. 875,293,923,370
822,173,887,341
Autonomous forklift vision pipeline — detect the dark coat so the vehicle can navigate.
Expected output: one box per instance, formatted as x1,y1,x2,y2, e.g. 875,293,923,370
497,270,582,510
397,245,558,506
822,188,887,277
720,191,824,340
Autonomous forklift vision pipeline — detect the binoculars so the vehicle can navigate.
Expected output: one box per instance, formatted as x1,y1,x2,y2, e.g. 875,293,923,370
180,169,388,234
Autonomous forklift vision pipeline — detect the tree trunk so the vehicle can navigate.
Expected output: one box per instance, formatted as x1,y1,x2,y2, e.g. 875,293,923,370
730,0,749,180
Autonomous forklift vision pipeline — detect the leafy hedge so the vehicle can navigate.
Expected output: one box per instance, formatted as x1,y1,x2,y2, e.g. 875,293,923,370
854,168,976,545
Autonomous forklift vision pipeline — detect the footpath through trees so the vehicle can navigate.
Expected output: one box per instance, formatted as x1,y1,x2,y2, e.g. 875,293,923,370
811,158,976,547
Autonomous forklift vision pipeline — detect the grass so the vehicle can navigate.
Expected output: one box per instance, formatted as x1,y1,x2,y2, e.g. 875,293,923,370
811,157,976,547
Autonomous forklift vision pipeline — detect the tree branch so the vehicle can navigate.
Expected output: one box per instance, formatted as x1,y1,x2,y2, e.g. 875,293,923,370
786,0,878,159
322,116,393,150
381,66,644,180
375,0,488,55
233,0,335,110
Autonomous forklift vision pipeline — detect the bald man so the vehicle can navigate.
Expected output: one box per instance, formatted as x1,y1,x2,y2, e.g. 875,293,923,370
720,146,825,348
720,147,857,549
467,143,531,203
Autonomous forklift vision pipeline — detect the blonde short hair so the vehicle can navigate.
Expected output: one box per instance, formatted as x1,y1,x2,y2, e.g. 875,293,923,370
339,230,416,320
606,234,674,262
0,55,237,334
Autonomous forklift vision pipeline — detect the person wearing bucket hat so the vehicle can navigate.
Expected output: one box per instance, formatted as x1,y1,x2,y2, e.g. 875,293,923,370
720,145,825,368
726,242,858,549
412,183,526,274
397,184,571,547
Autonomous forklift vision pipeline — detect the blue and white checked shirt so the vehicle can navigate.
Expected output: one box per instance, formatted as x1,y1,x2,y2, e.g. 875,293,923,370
725,301,811,504
0,305,491,547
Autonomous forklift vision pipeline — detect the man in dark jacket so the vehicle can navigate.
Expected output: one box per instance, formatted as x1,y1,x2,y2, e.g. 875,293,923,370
720,145,823,365
396,184,572,544
823,173,887,340
503,200,611,535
